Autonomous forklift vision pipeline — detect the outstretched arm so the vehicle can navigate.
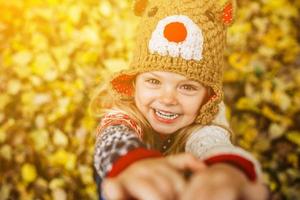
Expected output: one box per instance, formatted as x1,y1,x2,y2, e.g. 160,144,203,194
94,111,205,200
184,102,269,200
185,101,261,180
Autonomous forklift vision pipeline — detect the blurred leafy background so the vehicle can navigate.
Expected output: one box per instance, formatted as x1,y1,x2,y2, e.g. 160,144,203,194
0,0,299,199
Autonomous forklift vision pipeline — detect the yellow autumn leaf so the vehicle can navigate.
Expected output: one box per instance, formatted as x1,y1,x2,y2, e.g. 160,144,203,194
283,44,300,63
253,17,268,34
30,32,49,51
49,149,76,170
236,97,260,112
223,70,239,82
76,50,99,65
262,106,292,126
53,129,69,147
74,79,84,90
295,70,300,85
261,106,282,122
30,129,49,151
60,21,75,38
261,80,272,102
0,129,6,143
80,26,100,44
21,91,34,105
228,53,251,72
258,45,276,58
268,123,286,139
47,0,61,6
11,38,26,52
98,0,112,17
266,2,298,18
68,5,82,24
103,59,129,73
238,140,251,150
0,94,10,110
272,89,291,112
12,51,32,66
35,114,46,129
51,47,71,72
79,165,94,184
52,188,67,200
2,49,13,67
261,28,283,49
253,138,271,152
277,35,298,51
49,178,65,190
262,0,287,11
82,115,97,130
30,53,57,80
229,22,252,35
287,154,298,168
21,163,37,183
7,79,22,95
85,185,97,198
33,93,52,106
0,145,12,161
286,132,300,146
225,106,231,122
228,22,252,46
0,182,10,200
244,128,258,143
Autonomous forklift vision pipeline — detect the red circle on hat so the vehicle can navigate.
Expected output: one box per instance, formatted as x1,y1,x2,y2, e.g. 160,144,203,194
164,22,187,43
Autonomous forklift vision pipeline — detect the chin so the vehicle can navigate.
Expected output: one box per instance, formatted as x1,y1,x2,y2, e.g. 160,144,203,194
151,125,179,135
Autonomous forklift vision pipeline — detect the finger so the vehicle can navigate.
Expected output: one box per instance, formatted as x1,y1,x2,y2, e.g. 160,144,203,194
243,182,269,200
180,175,202,200
183,184,238,200
145,171,177,200
180,172,209,200
166,153,207,172
207,187,238,200
181,173,239,200
102,178,126,200
153,164,187,198
122,177,168,200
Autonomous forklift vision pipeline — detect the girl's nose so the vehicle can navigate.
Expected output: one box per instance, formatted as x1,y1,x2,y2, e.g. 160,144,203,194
159,87,178,106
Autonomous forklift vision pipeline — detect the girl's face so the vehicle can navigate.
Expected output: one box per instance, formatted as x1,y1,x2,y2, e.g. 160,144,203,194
134,71,207,135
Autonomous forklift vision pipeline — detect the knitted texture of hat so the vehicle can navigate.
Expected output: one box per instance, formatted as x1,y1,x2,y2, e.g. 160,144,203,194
110,0,235,125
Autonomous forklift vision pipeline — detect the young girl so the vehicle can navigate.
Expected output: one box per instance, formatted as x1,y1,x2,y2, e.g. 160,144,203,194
91,0,269,199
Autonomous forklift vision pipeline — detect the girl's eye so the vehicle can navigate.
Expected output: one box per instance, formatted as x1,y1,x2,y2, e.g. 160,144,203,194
146,78,160,85
181,84,197,91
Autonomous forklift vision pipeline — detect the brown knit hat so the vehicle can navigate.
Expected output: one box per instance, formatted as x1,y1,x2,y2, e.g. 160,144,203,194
110,0,236,125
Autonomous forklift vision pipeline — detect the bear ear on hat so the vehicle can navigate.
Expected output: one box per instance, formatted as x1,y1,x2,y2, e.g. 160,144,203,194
133,0,148,16
218,0,237,26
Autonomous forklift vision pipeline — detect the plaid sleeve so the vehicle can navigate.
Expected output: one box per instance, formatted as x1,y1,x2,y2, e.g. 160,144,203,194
96,111,143,139
94,124,146,179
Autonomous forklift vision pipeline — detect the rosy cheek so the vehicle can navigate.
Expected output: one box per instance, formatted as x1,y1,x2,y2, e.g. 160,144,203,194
189,98,203,114
141,89,158,99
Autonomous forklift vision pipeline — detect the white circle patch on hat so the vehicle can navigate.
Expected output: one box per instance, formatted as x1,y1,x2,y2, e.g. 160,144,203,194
149,15,204,61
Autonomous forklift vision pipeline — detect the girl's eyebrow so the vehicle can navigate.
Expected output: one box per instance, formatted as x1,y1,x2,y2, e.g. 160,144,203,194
147,72,160,78
147,72,201,84
184,80,200,84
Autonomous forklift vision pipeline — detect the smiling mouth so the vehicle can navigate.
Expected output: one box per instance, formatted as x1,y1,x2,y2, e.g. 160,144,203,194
154,109,180,120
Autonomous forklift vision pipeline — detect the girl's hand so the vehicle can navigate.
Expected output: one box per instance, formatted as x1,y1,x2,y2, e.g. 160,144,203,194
180,163,269,200
102,153,206,200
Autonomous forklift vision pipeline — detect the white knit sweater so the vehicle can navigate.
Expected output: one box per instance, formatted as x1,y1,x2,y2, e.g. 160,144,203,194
185,101,262,178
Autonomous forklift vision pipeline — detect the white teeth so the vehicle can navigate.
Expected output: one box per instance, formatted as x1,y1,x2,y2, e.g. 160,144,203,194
155,109,179,120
